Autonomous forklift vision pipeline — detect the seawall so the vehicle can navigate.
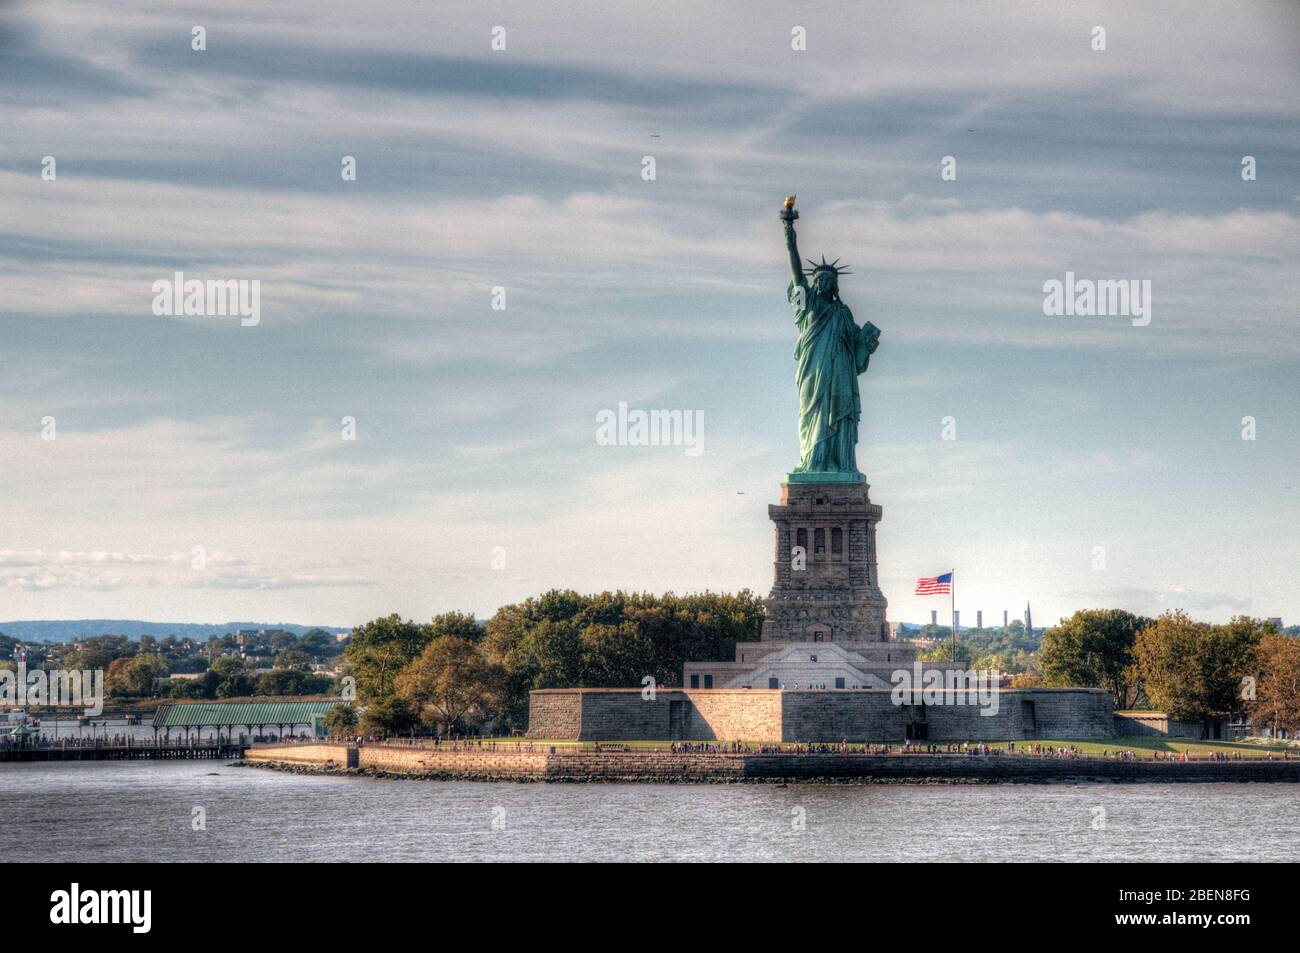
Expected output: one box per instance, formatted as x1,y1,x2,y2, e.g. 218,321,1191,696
243,743,1300,783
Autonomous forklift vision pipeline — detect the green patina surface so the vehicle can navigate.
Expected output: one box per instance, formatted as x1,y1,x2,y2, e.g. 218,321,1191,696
780,198,880,483
786,470,867,484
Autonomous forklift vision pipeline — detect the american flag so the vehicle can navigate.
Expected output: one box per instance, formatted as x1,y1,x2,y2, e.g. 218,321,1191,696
915,572,952,595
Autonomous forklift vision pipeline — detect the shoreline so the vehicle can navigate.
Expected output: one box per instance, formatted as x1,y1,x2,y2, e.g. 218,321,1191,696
241,742,1300,784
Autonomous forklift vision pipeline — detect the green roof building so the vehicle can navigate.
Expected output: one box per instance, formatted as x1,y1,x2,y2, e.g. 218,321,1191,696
151,701,344,741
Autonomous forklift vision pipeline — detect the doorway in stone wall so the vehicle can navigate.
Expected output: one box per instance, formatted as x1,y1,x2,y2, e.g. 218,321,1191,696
806,623,831,642
1021,699,1038,736
668,700,689,739
905,702,928,740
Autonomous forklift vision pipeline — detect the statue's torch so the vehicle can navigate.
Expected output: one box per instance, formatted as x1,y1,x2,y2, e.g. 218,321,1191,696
779,195,799,221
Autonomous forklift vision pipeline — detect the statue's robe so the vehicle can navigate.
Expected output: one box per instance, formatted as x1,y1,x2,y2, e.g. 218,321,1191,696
788,280,880,474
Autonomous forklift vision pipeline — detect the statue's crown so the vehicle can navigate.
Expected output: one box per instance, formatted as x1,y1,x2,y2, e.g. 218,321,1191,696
803,256,851,276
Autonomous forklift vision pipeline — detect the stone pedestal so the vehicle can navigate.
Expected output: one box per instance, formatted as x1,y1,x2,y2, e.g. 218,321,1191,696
761,481,889,644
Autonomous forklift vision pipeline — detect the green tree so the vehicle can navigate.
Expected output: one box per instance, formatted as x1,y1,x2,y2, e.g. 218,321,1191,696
170,676,214,699
256,669,333,696
479,589,763,732
631,590,765,679
919,640,971,663
1040,609,1149,706
208,634,235,656
322,591,769,735
358,697,419,738
255,669,307,696
124,653,169,696
1130,611,1263,729
269,631,299,652
169,655,209,675
210,655,255,698
322,703,359,738
1250,632,1300,738
510,618,585,690
580,621,656,685
916,623,953,642
299,629,343,659
273,648,312,671
105,657,134,697
395,636,503,734
61,635,135,672
972,651,1012,672
959,624,1040,657
106,653,169,697
343,615,431,702
428,611,485,642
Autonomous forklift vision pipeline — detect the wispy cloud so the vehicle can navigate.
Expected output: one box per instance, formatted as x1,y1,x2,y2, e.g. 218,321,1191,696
2,1,1297,625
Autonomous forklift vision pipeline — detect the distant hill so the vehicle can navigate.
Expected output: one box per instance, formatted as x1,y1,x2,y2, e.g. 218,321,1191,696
0,620,351,642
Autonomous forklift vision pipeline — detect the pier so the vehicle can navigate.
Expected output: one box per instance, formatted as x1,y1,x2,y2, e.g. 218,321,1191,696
0,739,247,762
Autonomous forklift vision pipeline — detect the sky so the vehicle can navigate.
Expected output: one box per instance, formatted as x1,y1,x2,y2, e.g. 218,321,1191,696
1,0,1298,631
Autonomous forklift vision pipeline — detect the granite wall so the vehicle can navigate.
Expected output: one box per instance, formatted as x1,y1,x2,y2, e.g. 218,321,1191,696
526,687,1115,741
1113,711,1229,739
246,743,1300,783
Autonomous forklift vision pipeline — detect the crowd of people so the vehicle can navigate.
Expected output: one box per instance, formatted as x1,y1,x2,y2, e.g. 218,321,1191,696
352,737,544,752
651,739,1282,761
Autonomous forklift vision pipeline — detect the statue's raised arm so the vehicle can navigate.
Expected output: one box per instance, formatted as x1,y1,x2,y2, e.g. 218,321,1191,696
780,196,807,288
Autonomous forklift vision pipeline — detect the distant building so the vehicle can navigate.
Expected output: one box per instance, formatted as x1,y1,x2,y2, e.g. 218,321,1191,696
1268,617,1283,630
1025,602,1033,635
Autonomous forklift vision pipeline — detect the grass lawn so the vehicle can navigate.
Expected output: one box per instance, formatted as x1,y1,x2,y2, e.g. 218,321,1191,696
985,737,1294,759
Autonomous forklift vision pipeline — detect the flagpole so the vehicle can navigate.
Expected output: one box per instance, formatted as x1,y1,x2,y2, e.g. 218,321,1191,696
950,568,956,661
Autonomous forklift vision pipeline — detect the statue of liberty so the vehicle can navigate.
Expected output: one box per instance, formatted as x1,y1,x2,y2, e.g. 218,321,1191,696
779,196,880,483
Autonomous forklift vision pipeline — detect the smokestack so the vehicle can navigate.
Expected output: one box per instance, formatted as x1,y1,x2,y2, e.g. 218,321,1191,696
1003,609,1008,627
976,610,983,629
931,610,937,626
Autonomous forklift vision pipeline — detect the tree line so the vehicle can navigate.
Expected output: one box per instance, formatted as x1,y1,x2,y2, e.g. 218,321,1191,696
324,597,1299,741
0,631,343,700
333,590,764,737
1036,609,1295,735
